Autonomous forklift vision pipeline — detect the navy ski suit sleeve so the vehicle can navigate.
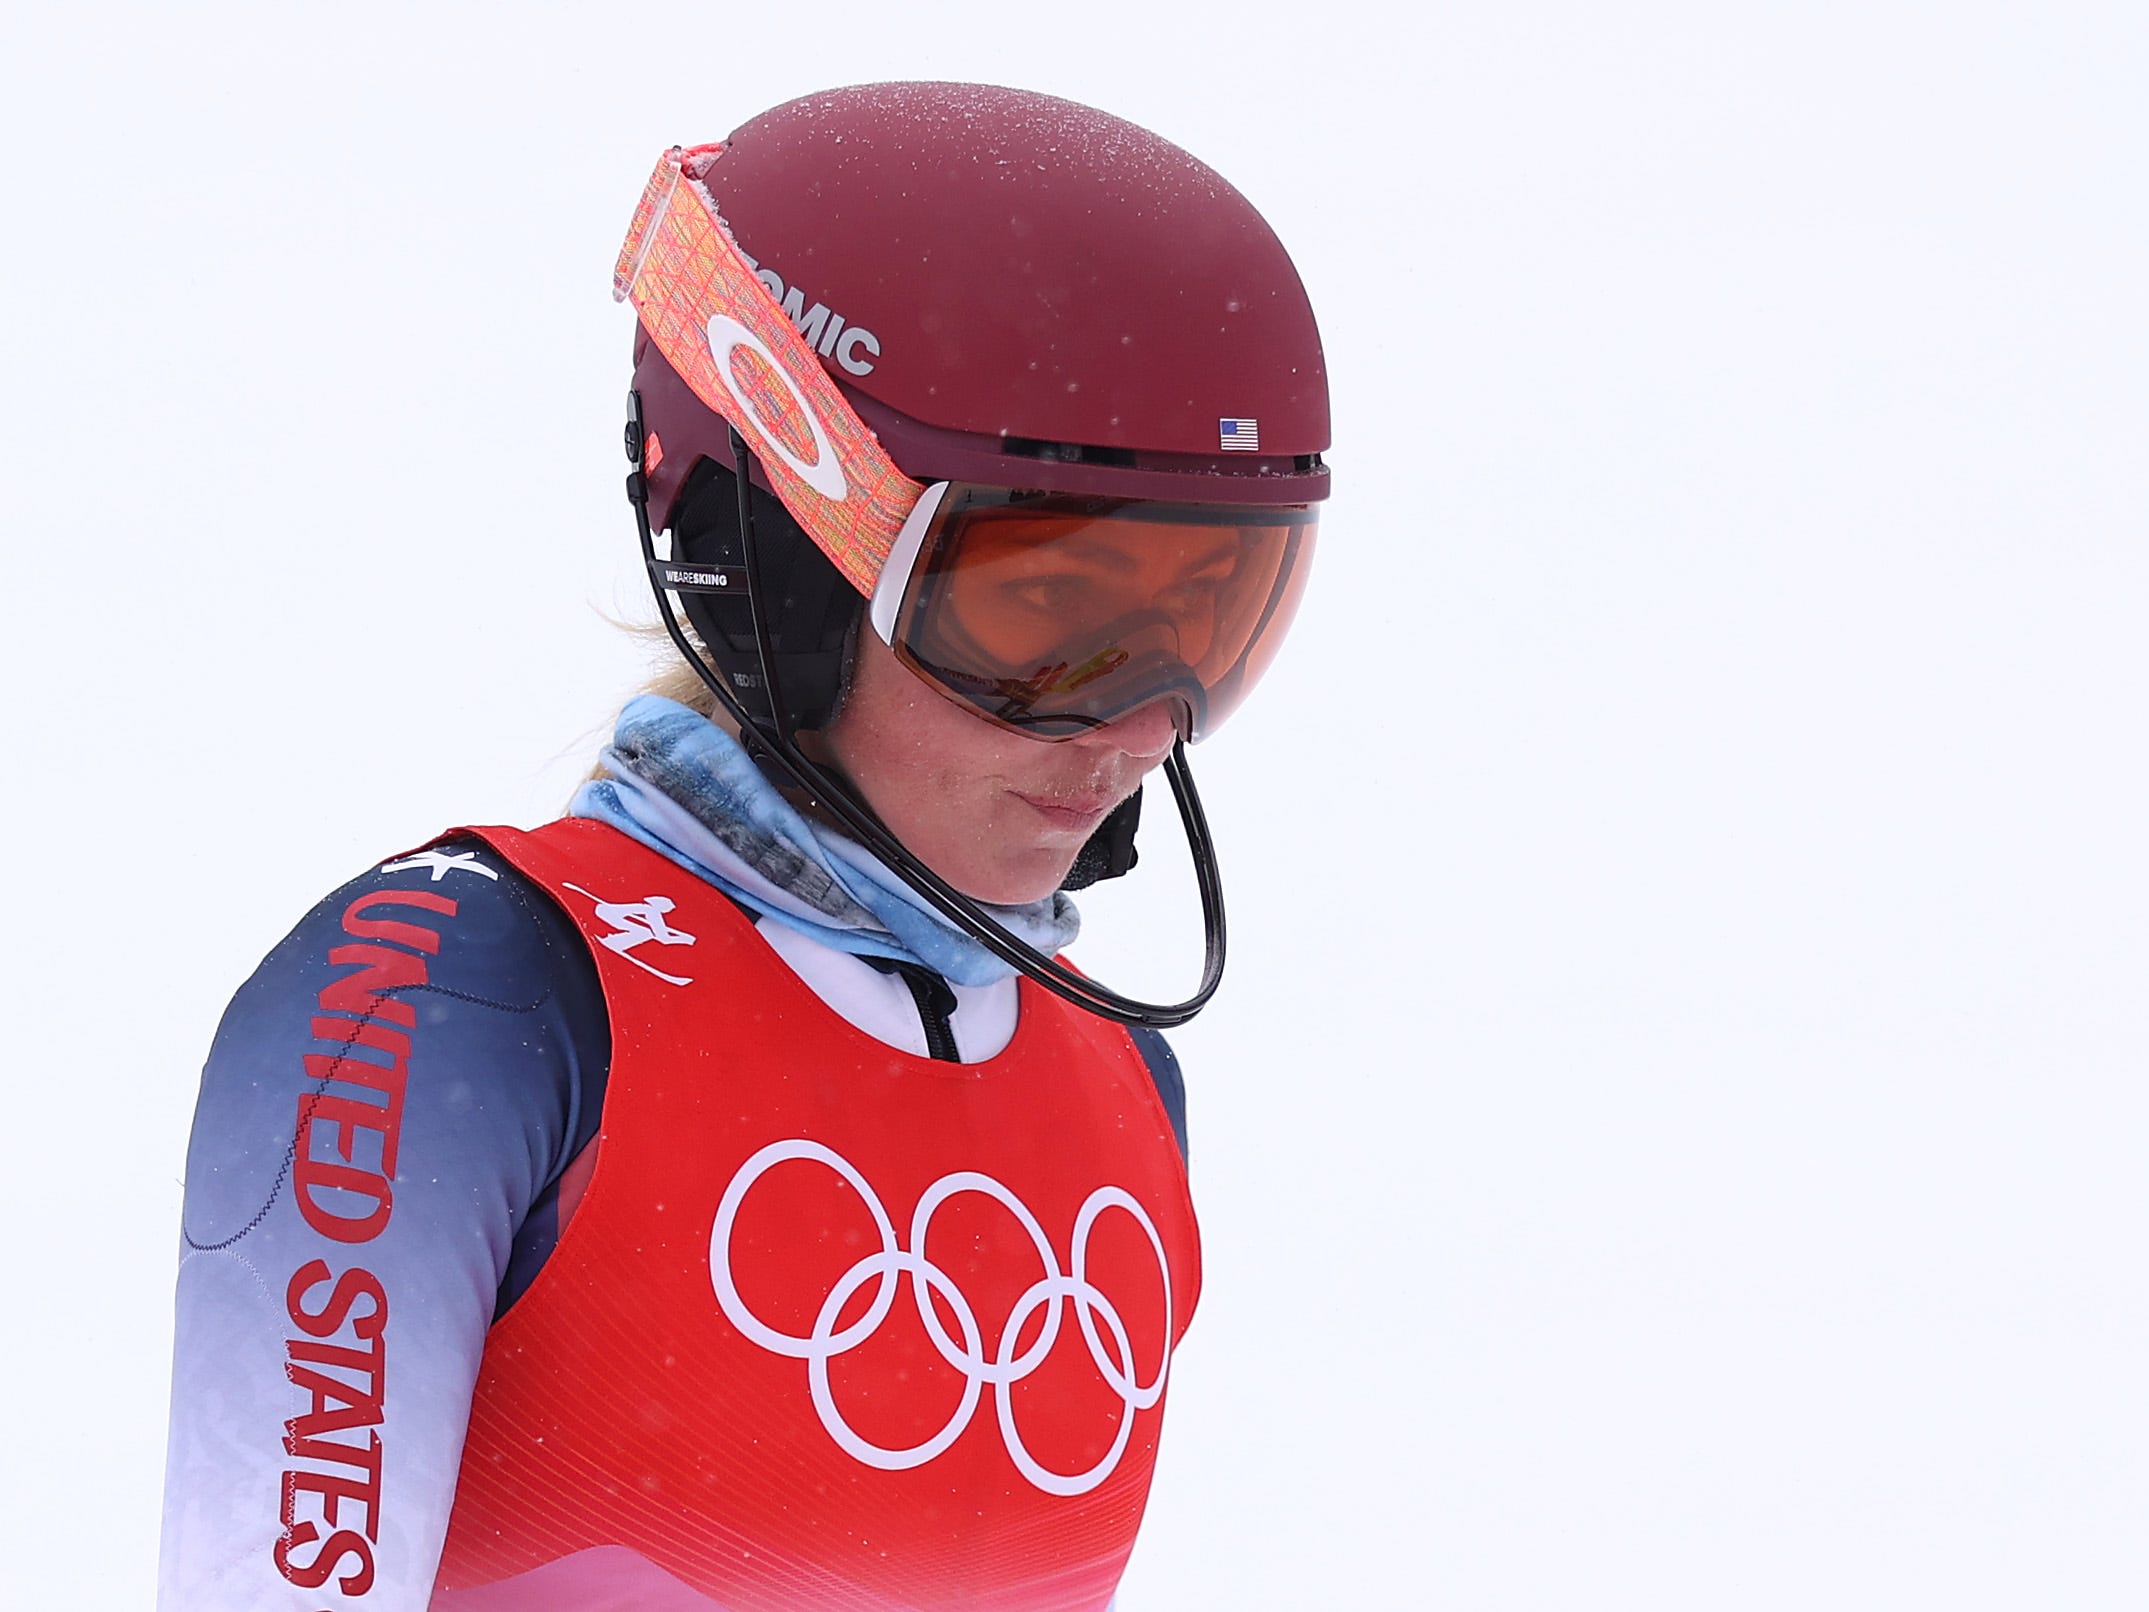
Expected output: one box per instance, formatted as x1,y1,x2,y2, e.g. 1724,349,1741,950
158,841,607,1611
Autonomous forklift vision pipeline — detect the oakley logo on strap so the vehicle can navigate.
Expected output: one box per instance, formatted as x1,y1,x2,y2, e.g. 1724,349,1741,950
706,314,848,502
709,1138,1174,1497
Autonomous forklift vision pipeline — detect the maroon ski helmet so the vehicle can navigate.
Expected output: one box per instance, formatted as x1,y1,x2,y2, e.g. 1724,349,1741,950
631,81,1331,539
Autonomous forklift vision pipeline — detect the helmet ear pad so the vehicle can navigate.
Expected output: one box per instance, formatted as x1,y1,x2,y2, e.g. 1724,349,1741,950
671,456,863,735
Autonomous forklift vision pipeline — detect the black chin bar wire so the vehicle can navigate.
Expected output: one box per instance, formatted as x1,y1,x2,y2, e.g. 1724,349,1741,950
625,400,1226,1028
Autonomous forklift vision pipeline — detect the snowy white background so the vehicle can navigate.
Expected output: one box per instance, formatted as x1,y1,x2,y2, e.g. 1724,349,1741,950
3,1,2145,1606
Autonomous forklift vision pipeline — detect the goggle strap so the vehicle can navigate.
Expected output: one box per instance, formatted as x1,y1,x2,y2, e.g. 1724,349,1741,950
614,146,926,598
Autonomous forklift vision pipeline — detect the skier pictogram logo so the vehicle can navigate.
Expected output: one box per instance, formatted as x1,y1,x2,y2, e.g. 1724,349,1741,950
562,882,698,986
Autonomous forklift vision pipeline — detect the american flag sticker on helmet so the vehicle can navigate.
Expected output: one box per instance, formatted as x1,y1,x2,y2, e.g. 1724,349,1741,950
1218,417,1260,452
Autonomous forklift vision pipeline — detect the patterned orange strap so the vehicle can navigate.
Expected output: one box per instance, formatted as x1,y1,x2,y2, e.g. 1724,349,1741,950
613,146,926,596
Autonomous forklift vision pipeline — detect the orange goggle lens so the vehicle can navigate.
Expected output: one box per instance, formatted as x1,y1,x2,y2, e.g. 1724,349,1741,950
882,489,1316,742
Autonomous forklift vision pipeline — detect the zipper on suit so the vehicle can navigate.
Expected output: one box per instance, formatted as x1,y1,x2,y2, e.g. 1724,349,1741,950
870,957,962,1063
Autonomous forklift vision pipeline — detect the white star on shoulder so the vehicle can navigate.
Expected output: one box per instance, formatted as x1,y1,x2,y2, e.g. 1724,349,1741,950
380,849,501,883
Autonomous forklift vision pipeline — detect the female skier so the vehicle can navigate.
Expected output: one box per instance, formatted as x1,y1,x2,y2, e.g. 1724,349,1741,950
160,81,1329,1611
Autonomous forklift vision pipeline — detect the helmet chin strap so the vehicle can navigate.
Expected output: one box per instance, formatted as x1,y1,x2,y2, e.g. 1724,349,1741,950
625,398,1227,1029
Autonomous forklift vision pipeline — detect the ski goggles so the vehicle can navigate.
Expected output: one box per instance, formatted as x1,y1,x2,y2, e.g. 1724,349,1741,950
868,483,1316,742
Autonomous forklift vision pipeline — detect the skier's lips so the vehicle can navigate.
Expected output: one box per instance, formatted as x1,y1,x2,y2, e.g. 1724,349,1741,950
1011,789,1119,834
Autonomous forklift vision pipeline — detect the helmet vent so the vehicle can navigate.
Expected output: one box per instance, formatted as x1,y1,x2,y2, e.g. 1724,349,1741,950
1000,435,1139,470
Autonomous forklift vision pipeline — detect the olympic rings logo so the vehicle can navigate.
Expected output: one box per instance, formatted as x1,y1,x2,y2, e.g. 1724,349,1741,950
708,1138,1174,1497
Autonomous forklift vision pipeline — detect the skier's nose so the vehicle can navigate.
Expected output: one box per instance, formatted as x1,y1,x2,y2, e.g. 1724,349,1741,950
1091,698,1178,765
